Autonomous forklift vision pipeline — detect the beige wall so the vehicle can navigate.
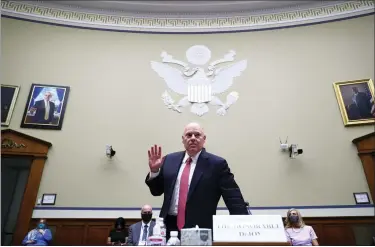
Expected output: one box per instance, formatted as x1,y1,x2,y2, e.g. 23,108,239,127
1,16,374,208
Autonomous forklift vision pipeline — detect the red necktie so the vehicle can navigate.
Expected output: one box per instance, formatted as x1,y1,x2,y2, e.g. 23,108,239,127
177,157,192,230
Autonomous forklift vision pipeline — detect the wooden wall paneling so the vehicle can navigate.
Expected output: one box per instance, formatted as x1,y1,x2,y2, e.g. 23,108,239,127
86,220,113,246
307,224,323,244
86,225,111,246
351,223,375,245
305,217,375,245
29,217,375,246
55,223,86,246
321,224,356,246
1,129,52,246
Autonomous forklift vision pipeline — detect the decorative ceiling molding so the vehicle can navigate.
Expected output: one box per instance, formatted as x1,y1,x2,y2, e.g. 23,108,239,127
1,0,374,33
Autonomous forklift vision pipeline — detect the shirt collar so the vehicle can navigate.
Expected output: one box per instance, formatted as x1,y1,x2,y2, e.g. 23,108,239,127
183,150,202,164
141,221,149,228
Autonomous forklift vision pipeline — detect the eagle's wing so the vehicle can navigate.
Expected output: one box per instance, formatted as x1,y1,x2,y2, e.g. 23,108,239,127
151,61,188,95
211,60,247,95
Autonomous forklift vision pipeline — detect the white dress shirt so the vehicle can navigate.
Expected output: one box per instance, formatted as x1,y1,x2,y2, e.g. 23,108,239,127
44,100,50,120
149,150,202,216
138,221,151,243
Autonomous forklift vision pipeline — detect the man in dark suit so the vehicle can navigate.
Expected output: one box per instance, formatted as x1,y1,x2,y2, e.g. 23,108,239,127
30,91,55,124
145,122,248,238
127,204,155,246
351,87,373,118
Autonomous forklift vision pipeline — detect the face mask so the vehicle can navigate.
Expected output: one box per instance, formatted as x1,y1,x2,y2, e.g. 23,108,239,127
141,213,152,223
289,215,299,223
38,223,46,229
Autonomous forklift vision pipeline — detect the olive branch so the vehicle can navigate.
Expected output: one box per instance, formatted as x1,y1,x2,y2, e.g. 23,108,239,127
161,91,182,113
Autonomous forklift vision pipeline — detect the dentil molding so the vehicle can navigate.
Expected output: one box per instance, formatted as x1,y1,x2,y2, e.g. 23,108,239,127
1,0,374,33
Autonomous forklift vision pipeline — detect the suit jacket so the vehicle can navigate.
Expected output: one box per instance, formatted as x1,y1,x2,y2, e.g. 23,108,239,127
32,100,55,124
127,221,155,246
145,148,248,230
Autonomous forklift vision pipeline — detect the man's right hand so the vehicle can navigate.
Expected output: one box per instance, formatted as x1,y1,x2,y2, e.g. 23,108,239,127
148,145,163,173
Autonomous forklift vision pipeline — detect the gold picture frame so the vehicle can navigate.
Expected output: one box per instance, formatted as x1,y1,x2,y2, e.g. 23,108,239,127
333,79,375,126
1,84,20,127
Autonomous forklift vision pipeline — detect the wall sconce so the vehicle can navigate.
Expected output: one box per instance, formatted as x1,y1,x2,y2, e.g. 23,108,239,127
280,137,303,159
106,145,116,158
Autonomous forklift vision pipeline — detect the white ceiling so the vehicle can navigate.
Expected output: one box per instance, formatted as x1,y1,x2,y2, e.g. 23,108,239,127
43,1,324,14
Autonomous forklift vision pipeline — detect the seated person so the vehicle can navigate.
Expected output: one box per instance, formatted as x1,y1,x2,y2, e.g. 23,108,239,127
22,218,52,246
107,217,128,246
284,208,319,246
127,204,155,246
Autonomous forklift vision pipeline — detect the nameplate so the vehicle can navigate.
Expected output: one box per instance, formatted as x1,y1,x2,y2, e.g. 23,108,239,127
212,215,288,243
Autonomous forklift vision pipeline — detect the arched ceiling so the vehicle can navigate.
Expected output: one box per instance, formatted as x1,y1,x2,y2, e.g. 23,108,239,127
1,0,374,33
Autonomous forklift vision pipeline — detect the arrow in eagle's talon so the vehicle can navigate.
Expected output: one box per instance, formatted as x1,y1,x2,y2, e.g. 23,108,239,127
173,105,182,112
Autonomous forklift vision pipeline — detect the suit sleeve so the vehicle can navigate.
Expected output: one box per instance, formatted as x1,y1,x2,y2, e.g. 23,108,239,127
32,100,39,108
145,156,166,196
219,160,248,215
127,226,133,245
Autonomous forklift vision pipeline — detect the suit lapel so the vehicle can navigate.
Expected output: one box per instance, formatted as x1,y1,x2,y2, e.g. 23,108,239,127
187,149,208,201
134,222,141,244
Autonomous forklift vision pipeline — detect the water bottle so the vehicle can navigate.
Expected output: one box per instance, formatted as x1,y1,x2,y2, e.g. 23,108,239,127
147,218,164,246
158,218,167,245
166,231,180,246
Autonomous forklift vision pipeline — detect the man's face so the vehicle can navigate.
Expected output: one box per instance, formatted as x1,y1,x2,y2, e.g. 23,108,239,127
141,205,152,215
182,124,206,156
44,92,52,100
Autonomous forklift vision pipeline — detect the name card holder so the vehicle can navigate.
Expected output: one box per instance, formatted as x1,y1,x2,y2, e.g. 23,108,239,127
212,215,290,246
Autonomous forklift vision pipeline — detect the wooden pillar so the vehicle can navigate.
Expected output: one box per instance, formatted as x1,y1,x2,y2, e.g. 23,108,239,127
352,132,375,202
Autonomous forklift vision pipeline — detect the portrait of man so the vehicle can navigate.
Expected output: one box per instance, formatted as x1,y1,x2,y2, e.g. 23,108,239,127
1,84,20,127
339,83,374,121
29,91,56,124
21,84,70,130
334,79,375,126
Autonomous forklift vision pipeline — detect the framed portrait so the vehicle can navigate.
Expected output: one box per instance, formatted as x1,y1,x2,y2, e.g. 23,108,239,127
41,193,57,205
353,192,370,204
1,84,20,127
21,83,70,130
333,79,375,126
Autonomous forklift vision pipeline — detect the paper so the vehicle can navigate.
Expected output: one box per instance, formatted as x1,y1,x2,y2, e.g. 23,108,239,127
42,195,55,204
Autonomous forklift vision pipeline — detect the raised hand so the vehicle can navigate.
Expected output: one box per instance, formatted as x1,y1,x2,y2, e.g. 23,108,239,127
148,145,163,172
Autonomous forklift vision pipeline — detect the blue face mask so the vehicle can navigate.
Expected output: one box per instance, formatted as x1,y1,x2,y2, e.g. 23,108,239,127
37,223,46,229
